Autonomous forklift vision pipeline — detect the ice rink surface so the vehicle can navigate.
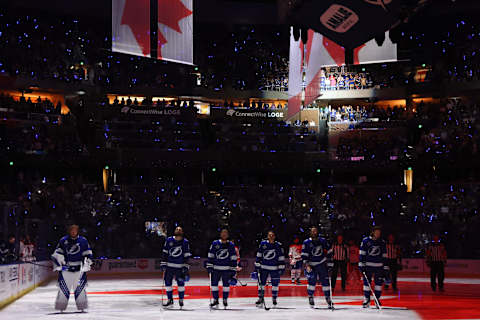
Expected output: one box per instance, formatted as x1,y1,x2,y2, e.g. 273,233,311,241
2,275,480,320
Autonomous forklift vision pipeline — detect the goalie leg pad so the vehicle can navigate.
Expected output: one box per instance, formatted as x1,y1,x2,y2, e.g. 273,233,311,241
55,272,70,311
55,271,81,310
75,273,88,310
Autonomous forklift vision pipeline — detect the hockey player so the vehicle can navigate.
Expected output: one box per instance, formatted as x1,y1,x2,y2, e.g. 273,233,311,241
254,230,285,307
302,226,333,309
51,224,93,312
288,236,302,284
160,226,192,308
359,226,389,308
206,228,237,308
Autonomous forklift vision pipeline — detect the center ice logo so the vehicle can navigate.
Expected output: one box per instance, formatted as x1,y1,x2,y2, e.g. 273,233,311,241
263,249,276,260
368,246,381,256
312,246,323,256
170,246,183,258
216,249,229,260
67,244,80,256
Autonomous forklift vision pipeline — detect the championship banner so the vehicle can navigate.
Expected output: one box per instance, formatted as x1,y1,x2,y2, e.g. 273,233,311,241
112,0,151,57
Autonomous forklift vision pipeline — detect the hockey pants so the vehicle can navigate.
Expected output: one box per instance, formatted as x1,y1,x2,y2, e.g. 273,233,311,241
307,264,331,299
164,267,185,300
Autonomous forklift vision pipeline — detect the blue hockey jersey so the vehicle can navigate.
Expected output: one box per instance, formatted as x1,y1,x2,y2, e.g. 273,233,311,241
301,237,332,267
52,235,92,268
358,236,388,270
255,240,285,271
206,240,237,271
161,236,192,269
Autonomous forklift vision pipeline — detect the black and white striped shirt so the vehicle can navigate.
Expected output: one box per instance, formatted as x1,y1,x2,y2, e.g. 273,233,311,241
427,243,447,262
332,243,348,261
386,243,400,259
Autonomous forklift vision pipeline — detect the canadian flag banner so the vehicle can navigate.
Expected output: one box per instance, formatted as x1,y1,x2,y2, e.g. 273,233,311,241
112,0,193,65
304,30,397,105
287,27,304,119
157,0,193,65
112,0,151,58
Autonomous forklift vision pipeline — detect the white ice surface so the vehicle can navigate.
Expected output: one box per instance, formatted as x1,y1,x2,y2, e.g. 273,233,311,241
1,277,420,320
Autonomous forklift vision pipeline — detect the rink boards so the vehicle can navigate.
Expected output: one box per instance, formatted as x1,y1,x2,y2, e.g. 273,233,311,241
0,261,53,309
2,276,480,320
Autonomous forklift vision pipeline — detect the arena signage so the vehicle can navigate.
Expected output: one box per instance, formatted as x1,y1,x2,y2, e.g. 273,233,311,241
0,261,53,308
108,260,137,271
121,106,182,116
212,108,285,120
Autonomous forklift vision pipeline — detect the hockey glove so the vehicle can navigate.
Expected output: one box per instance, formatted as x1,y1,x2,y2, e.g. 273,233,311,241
81,257,93,272
51,252,66,272
159,262,167,272
327,262,334,275
182,265,190,275
229,272,238,286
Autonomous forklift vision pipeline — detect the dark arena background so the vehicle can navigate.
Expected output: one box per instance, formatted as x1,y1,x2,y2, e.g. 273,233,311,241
0,0,480,319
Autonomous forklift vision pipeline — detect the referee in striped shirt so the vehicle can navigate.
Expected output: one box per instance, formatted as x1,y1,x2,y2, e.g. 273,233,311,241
330,235,348,291
426,235,447,292
385,234,401,291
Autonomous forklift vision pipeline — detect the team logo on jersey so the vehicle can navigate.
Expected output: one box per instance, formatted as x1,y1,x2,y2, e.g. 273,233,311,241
263,249,276,260
312,246,323,257
67,244,80,256
368,246,381,256
216,249,229,260
169,246,183,258
262,245,267,249
215,244,220,249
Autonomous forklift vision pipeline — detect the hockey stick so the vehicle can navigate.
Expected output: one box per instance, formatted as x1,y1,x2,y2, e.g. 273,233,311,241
328,275,335,311
208,272,213,310
362,272,382,310
23,261,53,269
255,273,270,311
161,270,165,307
236,278,248,287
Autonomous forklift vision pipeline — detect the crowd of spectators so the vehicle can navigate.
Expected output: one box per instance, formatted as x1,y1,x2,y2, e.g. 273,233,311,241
2,172,479,262
414,100,480,170
320,69,373,91
0,94,86,159
336,130,408,162
2,7,480,95
1,94,480,262
196,24,289,91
